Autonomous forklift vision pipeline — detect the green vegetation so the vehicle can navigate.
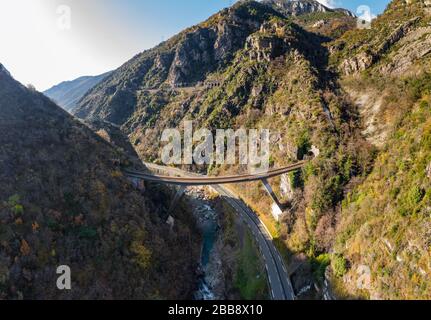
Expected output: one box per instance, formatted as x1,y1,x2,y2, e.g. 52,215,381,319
311,253,331,283
131,241,152,270
335,73,431,298
67,0,431,300
331,254,348,278
234,232,268,300
8,194,24,215
78,227,98,240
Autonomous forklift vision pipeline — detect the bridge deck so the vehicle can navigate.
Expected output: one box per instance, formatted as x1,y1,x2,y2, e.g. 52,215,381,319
123,161,306,186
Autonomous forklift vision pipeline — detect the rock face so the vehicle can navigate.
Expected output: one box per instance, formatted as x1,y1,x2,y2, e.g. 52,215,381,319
262,0,354,17
245,21,300,62
339,17,423,75
340,51,375,75
263,0,331,16
0,67,200,299
167,28,218,86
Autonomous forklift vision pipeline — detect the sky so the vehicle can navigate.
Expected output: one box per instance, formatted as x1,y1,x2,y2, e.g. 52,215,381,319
0,0,391,91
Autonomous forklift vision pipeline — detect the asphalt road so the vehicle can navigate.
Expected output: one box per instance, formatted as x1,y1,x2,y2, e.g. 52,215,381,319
129,163,296,300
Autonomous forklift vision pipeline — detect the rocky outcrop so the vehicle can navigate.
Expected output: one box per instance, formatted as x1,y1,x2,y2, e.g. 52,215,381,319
379,25,431,75
263,0,331,16
340,51,375,75
167,28,218,86
245,20,302,62
340,17,420,75
263,0,354,17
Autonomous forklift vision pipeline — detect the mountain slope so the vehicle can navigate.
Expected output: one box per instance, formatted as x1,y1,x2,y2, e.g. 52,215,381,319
74,1,288,124
41,0,431,300
44,72,111,112
72,1,371,298
325,0,431,299
262,0,354,17
0,64,199,299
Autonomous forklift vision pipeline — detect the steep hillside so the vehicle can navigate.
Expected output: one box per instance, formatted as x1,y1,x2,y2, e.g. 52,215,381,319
19,0,431,300
44,72,111,112
325,0,431,299
0,64,200,299
74,1,288,124
72,0,370,297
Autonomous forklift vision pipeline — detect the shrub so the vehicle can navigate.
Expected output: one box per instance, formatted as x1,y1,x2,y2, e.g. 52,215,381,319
8,194,24,215
408,185,425,206
289,170,303,189
312,253,331,282
131,241,152,270
297,132,311,160
332,254,348,277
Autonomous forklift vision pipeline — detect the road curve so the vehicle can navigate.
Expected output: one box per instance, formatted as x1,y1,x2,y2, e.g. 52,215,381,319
123,161,306,186
128,162,296,300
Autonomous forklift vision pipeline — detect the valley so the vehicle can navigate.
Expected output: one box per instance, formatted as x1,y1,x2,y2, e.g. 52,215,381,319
1,0,431,301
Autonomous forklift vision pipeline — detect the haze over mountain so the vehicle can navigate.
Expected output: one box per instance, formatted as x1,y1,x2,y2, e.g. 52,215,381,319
43,72,112,112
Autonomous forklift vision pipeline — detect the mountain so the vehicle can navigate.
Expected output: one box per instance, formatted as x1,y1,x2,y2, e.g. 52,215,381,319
72,0,367,297
0,64,200,299
262,0,354,17
73,0,355,124
68,0,431,299
325,0,431,299
44,72,111,112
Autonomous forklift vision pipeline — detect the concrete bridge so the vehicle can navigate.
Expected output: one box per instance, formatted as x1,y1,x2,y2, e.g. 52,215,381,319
124,160,306,221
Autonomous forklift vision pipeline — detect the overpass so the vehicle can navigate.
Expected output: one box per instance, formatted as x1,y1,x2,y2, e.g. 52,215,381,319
123,161,306,186
124,161,306,221
124,161,308,300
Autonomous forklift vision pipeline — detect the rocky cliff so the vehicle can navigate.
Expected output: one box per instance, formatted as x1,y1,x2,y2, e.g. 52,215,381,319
262,0,354,17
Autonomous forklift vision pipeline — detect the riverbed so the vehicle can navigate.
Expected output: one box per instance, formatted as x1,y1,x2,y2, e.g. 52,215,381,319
185,187,223,300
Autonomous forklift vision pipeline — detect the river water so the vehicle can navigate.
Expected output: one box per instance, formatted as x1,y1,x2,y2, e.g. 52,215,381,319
186,187,220,300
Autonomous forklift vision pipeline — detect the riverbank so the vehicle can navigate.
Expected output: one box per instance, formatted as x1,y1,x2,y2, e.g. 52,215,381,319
184,186,269,300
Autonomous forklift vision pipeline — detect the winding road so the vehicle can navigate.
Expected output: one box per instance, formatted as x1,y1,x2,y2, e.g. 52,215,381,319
125,162,301,300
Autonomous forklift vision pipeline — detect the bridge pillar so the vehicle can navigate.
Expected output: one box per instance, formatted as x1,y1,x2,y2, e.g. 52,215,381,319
167,185,187,215
261,178,284,222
